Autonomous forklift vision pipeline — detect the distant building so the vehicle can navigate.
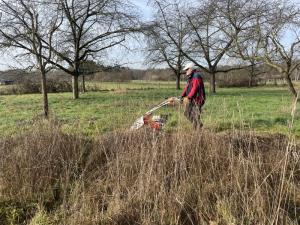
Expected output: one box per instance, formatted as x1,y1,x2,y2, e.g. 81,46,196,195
0,80,14,85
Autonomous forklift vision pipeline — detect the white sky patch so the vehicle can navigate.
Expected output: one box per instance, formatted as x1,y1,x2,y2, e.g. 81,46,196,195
130,0,153,21
0,48,33,71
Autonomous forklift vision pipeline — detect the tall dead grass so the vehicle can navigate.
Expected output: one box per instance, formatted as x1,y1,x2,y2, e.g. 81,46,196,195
0,121,299,224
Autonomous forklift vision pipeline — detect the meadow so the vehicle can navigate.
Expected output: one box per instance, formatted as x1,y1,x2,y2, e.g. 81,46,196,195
0,81,300,224
0,81,299,137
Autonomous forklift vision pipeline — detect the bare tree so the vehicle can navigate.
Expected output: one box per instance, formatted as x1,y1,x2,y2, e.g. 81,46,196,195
261,0,300,97
228,37,268,87
146,1,190,89
235,0,300,97
154,0,260,93
33,0,141,99
189,0,262,92
0,0,61,118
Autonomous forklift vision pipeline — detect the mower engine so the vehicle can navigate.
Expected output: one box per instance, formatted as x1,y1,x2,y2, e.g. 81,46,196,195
130,97,179,131
143,114,168,131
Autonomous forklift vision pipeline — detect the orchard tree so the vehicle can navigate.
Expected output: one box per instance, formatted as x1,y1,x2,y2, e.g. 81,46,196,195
146,1,190,89
154,0,260,93
0,0,61,117
40,0,141,99
234,0,300,97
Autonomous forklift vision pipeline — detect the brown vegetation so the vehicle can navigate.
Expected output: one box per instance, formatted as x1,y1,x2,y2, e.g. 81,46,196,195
0,121,299,224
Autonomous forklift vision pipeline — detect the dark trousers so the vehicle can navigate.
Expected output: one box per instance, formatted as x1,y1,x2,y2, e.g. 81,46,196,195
184,102,203,129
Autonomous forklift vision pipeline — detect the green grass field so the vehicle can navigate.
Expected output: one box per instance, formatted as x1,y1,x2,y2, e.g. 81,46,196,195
0,81,299,136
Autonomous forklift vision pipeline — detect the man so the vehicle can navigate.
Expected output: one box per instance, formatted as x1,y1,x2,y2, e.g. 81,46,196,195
181,62,206,129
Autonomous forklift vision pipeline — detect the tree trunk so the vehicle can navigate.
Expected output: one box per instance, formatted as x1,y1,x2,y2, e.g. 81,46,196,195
82,75,86,93
249,64,254,88
210,72,216,93
248,76,253,87
72,76,79,99
285,74,297,98
41,69,49,118
296,68,300,81
176,71,180,90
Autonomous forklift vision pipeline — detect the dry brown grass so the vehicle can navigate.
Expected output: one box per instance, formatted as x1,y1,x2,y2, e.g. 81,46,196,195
0,121,299,224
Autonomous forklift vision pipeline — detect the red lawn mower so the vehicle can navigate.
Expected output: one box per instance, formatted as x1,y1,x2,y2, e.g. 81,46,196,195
130,97,180,131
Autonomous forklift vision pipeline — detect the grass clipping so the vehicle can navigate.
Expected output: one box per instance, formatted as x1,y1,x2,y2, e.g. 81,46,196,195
0,121,299,225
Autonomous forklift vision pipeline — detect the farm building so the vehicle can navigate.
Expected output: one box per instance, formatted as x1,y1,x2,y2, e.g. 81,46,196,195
0,79,14,85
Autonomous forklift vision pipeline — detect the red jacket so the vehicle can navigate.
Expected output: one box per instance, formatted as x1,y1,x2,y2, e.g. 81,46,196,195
181,71,206,106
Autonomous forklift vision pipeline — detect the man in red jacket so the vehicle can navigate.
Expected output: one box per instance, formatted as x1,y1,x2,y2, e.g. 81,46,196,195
181,62,206,129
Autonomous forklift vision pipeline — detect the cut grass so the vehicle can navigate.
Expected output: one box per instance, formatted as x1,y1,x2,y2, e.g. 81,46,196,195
0,83,299,136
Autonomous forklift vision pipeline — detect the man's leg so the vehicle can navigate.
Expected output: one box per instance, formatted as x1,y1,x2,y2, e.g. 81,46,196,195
190,105,202,129
184,101,193,123
194,105,203,129
184,102,203,129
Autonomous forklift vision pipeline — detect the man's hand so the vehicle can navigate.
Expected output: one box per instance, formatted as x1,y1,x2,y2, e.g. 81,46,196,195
167,97,176,106
179,96,184,103
183,97,191,107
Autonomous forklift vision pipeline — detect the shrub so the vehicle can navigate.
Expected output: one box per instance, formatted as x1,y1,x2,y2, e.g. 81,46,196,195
46,79,72,93
0,79,72,95
14,80,40,94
